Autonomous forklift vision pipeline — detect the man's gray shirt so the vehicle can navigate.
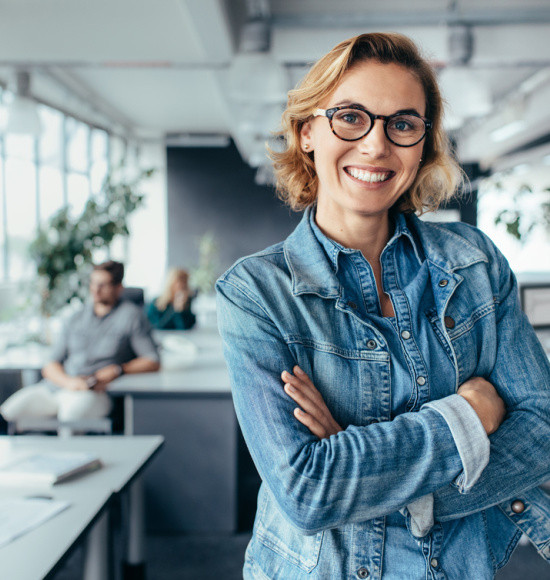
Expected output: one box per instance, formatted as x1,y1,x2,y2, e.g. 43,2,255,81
50,300,159,377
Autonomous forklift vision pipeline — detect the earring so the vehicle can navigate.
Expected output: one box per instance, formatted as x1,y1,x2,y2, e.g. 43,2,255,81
303,144,310,151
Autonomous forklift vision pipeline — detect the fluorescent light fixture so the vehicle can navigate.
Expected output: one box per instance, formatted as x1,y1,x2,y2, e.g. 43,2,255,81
511,163,530,175
165,133,230,147
490,120,526,143
2,71,42,136
4,95,42,136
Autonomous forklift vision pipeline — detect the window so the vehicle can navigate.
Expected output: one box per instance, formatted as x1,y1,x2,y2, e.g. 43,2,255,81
4,134,37,280
0,98,111,282
478,166,550,273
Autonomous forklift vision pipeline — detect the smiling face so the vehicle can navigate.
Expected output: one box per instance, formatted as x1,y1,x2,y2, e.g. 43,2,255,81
300,59,426,232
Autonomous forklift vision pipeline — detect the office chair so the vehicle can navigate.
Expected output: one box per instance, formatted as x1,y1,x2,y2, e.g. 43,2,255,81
121,287,145,306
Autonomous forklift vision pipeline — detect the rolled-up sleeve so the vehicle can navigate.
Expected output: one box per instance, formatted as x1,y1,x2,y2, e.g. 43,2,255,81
129,311,160,362
433,243,550,521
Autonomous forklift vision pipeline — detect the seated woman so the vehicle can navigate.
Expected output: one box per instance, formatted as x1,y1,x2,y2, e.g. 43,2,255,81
147,268,196,330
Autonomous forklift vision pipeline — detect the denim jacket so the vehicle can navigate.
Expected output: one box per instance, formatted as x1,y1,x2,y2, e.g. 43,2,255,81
216,209,550,579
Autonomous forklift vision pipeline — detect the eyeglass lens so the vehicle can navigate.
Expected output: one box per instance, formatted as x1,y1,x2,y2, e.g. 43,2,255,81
331,108,427,146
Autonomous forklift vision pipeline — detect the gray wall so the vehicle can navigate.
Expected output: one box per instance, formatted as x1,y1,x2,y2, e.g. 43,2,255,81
167,142,302,275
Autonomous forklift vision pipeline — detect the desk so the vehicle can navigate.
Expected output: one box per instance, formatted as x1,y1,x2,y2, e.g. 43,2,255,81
0,327,244,533
0,342,48,388
108,327,237,533
0,435,163,580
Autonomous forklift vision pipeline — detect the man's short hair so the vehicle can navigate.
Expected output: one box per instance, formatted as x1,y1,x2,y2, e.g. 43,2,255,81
93,260,124,285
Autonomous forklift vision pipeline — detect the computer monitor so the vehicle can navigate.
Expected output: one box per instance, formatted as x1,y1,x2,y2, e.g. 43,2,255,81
520,283,550,330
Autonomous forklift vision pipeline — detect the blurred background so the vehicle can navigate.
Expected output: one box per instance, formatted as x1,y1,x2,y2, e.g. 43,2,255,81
1,0,550,319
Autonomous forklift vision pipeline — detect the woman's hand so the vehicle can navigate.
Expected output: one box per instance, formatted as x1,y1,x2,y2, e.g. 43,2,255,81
457,377,506,435
173,290,190,312
281,366,343,439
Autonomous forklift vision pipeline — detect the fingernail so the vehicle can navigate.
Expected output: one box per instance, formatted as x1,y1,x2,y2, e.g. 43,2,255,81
295,408,304,416
295,366,305,376
285,383,296,393
282,371,290,379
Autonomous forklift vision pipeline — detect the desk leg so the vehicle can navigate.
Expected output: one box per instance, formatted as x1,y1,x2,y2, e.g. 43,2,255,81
123,479,146,580
122,394,147,580
124,394,134,436
83,510,110,580
21,368,41,387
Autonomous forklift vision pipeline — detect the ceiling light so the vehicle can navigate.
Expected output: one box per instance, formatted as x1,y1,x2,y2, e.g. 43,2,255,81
2,71,42,136
490,121,526,143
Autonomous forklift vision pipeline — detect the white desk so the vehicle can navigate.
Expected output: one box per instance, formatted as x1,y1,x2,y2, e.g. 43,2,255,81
0,435,163,580
108,328,237,533
0,327,239,534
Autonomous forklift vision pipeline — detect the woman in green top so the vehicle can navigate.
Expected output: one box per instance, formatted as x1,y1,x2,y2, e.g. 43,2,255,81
147,268,196,330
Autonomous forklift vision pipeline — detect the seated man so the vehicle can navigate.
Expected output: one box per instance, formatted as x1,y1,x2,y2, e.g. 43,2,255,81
0,260,160,425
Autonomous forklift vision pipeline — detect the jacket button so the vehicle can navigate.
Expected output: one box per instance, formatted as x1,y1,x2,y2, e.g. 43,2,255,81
430,558,439,568
444,316,455,329
357,567,369,578
511,500,525,514
366,339,377,350
438,279,449,287
416,376,426,386
401,330,411,340
348,301,357,309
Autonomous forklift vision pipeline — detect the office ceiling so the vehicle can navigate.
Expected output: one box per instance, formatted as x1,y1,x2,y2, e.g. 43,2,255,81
1,0,550,172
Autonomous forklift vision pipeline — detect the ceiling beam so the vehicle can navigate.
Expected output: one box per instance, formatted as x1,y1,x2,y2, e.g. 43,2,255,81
272,8,550,28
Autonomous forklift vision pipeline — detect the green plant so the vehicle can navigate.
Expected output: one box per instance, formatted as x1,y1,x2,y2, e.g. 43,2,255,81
481,172,550,243
190,232,220,294
29,167,155,315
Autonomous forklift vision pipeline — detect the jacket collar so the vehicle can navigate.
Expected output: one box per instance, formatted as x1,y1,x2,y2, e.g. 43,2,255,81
283,207,488,297
410,214,488,274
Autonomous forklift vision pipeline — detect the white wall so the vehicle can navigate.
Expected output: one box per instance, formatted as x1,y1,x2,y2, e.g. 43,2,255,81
122,142,168,301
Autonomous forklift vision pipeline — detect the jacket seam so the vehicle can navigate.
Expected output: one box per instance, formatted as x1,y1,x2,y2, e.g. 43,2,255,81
481,509,498,573
217,278,274,322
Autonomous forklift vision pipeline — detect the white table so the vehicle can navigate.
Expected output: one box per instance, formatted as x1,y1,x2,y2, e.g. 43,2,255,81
108,327,238,533
0,435,163,580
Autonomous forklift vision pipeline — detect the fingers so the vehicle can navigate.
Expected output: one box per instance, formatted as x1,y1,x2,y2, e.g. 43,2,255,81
293,407,330,439
281,366,342,439
281,368,325,417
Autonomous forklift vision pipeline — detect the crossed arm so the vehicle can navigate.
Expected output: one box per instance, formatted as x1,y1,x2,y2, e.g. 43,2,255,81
282,366,505,440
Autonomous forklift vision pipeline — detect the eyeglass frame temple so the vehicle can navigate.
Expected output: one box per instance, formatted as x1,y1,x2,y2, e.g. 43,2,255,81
312,107,432,147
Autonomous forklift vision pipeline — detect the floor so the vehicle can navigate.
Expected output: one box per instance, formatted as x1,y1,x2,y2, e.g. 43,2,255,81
51,533,549,580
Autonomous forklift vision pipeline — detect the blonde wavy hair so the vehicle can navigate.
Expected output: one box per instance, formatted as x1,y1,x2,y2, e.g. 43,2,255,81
156,268,190,311
270,32,463,213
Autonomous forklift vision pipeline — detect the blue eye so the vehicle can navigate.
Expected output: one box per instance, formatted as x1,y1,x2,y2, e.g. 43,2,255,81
392,119,414,132
388,116,422,133
338,112,361,124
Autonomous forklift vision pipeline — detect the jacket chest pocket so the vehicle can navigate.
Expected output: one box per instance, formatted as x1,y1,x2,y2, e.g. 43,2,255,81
286,337,391,426
427,300,496,386
255,486,323,574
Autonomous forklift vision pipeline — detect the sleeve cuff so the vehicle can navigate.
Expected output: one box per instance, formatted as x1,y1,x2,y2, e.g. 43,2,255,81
423,394,490,493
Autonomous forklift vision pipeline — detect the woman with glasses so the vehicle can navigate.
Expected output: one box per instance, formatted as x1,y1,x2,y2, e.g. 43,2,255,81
216,33,550,579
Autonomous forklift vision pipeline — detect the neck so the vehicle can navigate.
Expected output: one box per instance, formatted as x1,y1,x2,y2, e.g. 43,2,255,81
314,207,391,264
94,302,115,318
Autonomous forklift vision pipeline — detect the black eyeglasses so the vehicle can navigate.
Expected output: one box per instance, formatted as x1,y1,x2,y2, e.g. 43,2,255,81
313,105,432,147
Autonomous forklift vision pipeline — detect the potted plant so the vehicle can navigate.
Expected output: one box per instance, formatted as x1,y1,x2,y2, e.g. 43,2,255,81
28,167,155,316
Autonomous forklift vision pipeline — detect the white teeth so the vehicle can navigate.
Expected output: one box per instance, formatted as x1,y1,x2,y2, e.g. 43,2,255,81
347,168,391,182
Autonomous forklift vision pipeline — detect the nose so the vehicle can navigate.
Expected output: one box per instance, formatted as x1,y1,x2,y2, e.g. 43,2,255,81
356,119,391,158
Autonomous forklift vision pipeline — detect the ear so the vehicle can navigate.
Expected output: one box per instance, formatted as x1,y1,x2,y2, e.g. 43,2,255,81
300,121,313,153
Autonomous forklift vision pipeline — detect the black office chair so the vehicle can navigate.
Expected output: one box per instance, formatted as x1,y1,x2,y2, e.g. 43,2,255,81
121,287,145,306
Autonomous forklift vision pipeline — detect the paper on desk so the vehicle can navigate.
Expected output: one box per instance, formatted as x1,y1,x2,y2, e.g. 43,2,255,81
0,498,70,548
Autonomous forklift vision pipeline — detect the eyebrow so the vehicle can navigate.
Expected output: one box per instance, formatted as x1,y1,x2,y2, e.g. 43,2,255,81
331,101,423,116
